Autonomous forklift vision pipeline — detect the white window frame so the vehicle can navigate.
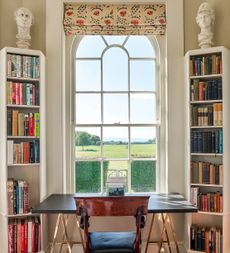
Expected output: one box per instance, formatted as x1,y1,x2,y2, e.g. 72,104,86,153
70,35,166,194
45,0,185,200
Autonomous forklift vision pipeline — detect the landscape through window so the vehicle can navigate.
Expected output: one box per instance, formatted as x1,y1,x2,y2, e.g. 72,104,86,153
74,35,159,193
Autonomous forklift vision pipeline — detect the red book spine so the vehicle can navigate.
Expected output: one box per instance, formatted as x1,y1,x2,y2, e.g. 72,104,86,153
17,221,22,253
199,82,204,101
21,221,25,253
8,222,14,253
23,142,30,163
29,113,34,136
19,83,23,105
23,181,29,213
24,221,28,253
16,83,20,105
12,83,16,104
32,221,35,253
38,222,41,251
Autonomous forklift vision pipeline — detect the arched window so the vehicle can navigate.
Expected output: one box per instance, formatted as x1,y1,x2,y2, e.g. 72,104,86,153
73,35,163,194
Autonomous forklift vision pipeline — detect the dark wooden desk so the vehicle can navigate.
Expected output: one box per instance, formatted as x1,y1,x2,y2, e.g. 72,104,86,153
32,193,197,253
33,193,197,214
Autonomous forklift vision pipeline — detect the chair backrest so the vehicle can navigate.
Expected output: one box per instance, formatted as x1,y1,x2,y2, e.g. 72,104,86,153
75,196,149,216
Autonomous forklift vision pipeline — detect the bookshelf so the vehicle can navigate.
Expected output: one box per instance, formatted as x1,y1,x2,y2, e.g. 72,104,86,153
0,47,47,252
185,46,230,253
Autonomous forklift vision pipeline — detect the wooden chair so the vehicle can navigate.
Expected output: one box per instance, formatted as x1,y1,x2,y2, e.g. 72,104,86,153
75,196,150,253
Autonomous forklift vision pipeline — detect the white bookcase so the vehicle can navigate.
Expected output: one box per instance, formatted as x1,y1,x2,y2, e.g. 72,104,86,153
185,46,230,253
0,47,47,252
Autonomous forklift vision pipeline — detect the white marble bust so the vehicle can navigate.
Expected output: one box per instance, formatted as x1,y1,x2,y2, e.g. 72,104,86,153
196,2,215,49
14,7,34,49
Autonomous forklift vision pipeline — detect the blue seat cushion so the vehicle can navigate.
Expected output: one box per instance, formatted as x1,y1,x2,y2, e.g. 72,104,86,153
89,231,136,253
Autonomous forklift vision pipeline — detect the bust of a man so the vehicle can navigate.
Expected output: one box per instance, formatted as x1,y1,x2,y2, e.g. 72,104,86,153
196,2,215,49
14,7,33,48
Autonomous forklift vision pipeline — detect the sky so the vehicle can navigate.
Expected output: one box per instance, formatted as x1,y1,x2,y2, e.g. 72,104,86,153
75,35,157,142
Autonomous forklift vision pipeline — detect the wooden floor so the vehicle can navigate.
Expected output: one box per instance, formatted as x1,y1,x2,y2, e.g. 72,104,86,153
46,243,187,253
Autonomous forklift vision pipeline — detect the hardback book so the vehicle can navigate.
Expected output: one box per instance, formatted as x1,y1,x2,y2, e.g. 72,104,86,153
7,179,14,215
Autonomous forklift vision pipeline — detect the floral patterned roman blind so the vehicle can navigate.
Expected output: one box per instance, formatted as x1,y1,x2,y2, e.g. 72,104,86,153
63,4,166,36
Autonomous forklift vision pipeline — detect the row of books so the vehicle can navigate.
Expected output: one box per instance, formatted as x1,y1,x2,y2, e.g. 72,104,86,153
7,54,40,79
190,54,222,76
191,103,222,126
190,79,222,101
191,161,223,185
190,225,222,253
7,179,29,215
191,188,223,213
191,129,223,154
7,111,40,137
7,140,40,165
8,217,41,253
7,81,39,106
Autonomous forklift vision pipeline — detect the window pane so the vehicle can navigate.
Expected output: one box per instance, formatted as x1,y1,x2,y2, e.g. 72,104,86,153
103,127,128,158
131,127,156,158
76,36,106,58
130,60,156,91
103,161,128,193
130,94,156,123
131,160,156,192
75,60,101,91
124,36,155,58
75,161,101,193
75,127,101,159
75,94,101,124
103,94,128,124
103,35,127,45
103,47,128,91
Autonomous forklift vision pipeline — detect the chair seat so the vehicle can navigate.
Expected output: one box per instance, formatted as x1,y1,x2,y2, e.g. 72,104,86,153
89,231,136,253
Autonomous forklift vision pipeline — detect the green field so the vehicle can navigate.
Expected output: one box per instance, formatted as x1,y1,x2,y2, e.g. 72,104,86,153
76,143,156,159
75,144,157,192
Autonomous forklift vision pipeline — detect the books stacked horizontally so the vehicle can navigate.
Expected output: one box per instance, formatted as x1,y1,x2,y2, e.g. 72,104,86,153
7,82,39,106
7,140,39,165
7,179,29,215
191,161,223,185
7,54,40,79
7,111,40,137
8,217,41,253
191,187,223,213
190,225,222,253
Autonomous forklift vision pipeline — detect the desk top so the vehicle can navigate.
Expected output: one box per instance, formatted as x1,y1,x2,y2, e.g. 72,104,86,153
32,193,197,214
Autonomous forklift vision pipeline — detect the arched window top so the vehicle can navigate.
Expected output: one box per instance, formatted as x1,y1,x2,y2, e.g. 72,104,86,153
124,36,155,58
76,36,106,58
76,35,157,59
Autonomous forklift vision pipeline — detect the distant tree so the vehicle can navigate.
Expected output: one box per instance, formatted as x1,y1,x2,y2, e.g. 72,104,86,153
76,131,101,150
76,131,91,150
147,138,156,144
91,135,100,145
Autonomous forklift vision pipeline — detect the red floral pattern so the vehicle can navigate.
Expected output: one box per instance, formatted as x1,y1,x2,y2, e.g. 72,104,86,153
63,4,166,35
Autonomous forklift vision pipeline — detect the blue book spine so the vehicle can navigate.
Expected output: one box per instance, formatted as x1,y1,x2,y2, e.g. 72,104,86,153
16,185,19,214
211,131,216,153
218,129,223,153
217,79,222,99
